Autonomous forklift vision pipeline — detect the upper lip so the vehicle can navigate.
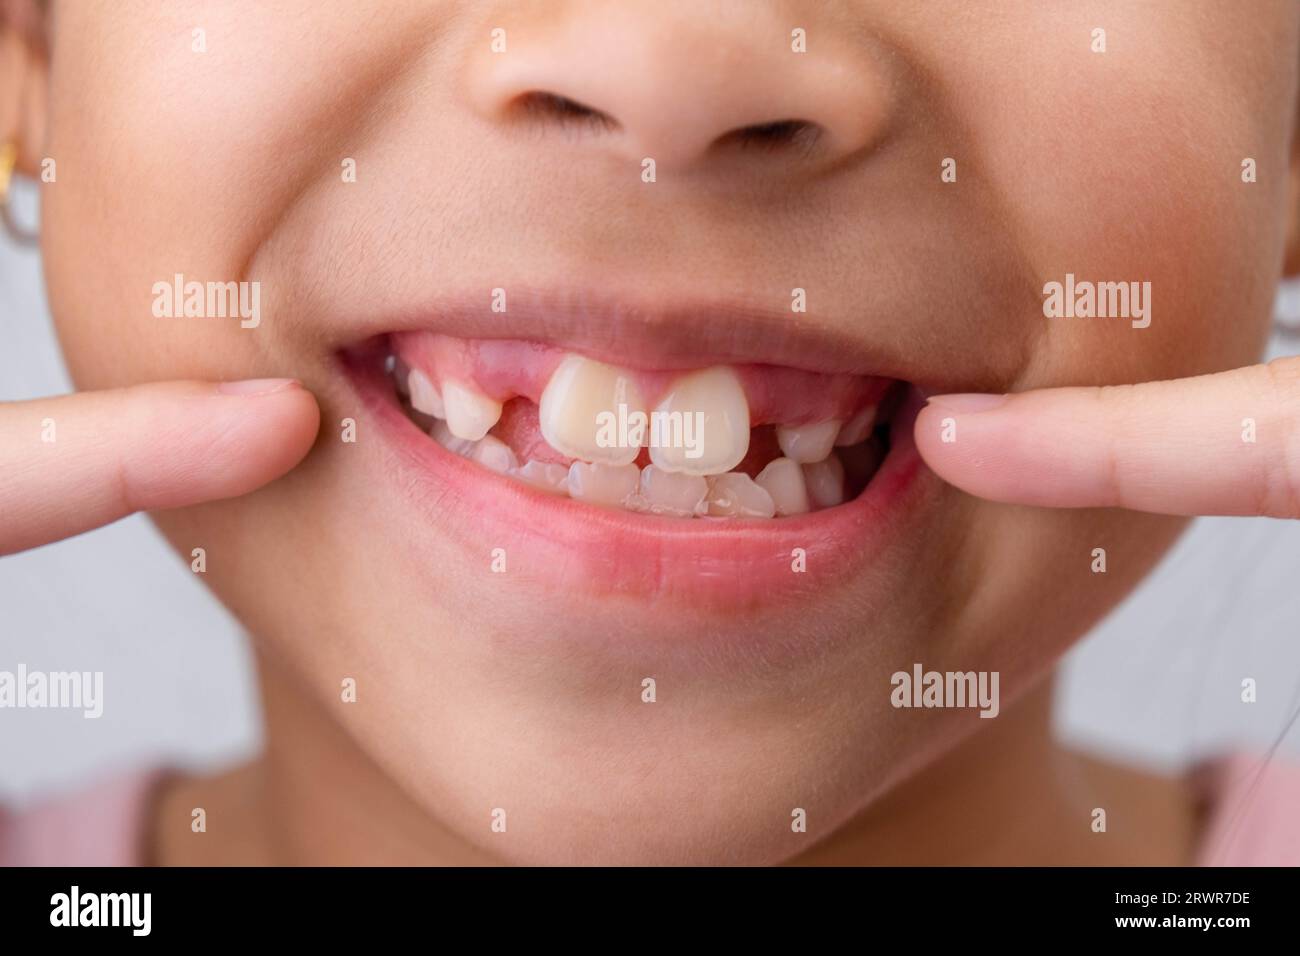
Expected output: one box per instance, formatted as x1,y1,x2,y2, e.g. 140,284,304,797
319,287,1021,393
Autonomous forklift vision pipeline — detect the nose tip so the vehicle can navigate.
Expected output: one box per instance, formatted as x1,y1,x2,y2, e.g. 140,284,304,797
467,6,891,174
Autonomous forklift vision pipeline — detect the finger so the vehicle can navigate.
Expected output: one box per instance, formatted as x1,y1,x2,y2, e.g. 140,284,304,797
914,357,1300,517
0,378,320,555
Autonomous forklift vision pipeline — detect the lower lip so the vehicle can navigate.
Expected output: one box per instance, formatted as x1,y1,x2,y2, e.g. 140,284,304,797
342,351,935,612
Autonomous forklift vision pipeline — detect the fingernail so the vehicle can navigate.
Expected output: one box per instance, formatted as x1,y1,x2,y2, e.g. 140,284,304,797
217,378,300,396
926,392,1009,413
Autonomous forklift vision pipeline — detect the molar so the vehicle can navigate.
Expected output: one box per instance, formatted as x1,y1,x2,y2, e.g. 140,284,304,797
802,454,846,509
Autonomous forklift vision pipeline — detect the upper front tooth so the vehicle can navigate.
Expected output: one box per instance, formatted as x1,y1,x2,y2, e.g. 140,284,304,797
408,368,446,419
648,366,749,476
834,406,877,447
539,355,645,466
442,379,502,441
775,420,840,463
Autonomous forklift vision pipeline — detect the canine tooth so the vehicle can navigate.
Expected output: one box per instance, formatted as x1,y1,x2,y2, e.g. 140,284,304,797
754,458,811,516
636,465,709,517
442,379,502,441
776,420,840,463
469,435,518,474
802,455,846,509
649,366,749,476
431,420,475,457
706,473,776,518
408,368,446,419
511,460,570,495
567,461,640,507
539,354,645,465
834,406,877,446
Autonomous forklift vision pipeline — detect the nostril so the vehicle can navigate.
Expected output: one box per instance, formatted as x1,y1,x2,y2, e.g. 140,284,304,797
712,120,822,154
509,91,621,133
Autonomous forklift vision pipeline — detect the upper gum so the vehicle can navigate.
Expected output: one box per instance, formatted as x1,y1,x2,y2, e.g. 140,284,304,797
391,332,889,427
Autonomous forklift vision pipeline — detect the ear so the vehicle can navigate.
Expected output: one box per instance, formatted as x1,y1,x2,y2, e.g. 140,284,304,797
0,0,49,178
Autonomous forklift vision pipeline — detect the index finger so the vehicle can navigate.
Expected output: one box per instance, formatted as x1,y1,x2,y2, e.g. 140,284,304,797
913,357,1300,518
0,378,320,555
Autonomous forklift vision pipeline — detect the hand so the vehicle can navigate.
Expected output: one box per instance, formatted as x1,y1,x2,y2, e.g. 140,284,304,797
914,356,1300,518
0,378,319,556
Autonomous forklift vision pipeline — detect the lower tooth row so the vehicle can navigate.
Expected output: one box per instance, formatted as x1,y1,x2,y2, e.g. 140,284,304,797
430,421,847,519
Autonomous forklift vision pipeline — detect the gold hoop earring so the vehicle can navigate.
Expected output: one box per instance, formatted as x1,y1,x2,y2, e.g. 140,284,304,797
0,141,40,247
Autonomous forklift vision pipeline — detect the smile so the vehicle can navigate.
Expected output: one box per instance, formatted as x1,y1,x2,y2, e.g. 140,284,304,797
335,302,937,611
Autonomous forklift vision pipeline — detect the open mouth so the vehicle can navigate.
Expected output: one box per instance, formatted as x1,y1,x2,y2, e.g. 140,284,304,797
335,317,933,611
364,331,906,520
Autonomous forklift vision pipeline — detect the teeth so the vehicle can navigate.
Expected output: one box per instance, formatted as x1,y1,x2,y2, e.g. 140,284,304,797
834,406,877,447
431,420,476,457
705,473,776,518
510,460,570,495
539,355,645,466
469,435,518,474
775,420,841,464
802,454,846,509
567,461,640,507
649,366,749,476
754,458,810,516
632,465,709,517
408,368,446,419
442,379,503,441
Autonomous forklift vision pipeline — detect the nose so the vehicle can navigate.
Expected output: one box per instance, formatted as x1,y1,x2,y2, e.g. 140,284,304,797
465,2,892,175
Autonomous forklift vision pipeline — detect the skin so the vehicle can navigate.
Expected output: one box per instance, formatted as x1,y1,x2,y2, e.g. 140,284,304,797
2,0,1299,865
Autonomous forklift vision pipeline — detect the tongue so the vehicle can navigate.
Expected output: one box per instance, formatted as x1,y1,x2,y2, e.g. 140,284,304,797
491,398,572,465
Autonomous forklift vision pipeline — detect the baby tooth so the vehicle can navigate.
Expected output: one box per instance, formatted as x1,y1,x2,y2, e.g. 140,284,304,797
408,368,446,419
431,420,475,457
706,472,776,518
511,460,570,495
567,461,640,507
649,366,750,476
540,355,645,466
834,406,877,447
442,380,502,441
469,435,518,474
637,465,709,517
754,458,810,516
776,420,840,464
802,455,846,509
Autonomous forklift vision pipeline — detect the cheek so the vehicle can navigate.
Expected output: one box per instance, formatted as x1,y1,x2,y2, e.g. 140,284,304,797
40,1,408,389
935,5,1292,387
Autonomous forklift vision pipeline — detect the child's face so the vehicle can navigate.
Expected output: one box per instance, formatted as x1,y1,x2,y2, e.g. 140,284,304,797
36,1,1298,863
